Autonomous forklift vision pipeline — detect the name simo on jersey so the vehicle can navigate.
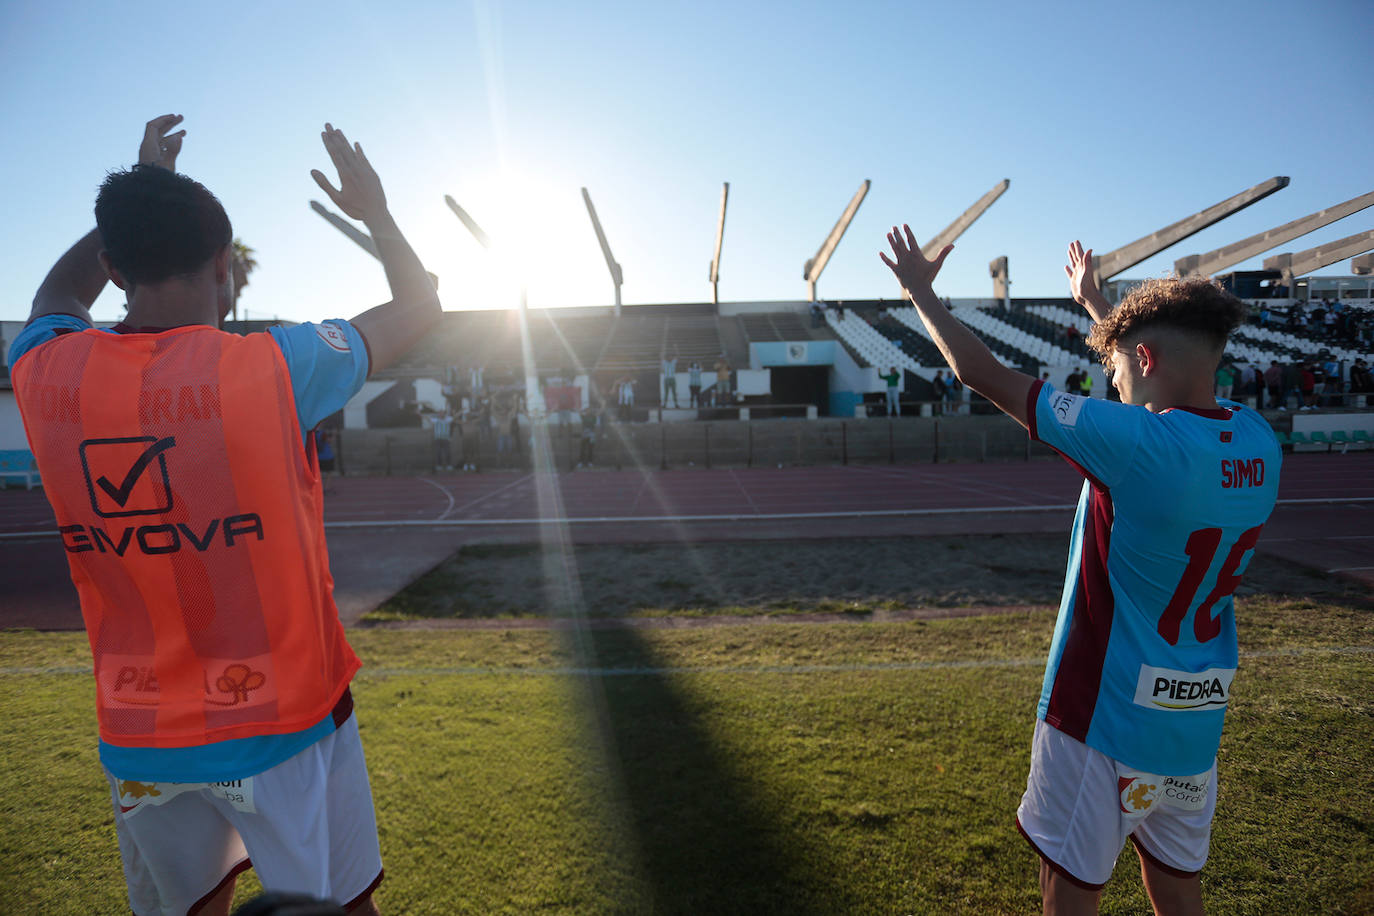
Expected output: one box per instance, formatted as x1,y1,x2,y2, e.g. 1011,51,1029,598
1220,457,1266,489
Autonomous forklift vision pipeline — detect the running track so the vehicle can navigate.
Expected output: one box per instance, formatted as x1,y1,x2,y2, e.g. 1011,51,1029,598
3,453,1372,629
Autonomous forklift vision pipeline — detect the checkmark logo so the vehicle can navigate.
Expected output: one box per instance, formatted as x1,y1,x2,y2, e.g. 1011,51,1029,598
80,436,177,518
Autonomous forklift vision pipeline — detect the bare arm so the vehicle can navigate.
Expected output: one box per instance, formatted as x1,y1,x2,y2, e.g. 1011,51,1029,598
29,115,187,325
880,225,1035,429
1064,240,1112,324
310,124,440,373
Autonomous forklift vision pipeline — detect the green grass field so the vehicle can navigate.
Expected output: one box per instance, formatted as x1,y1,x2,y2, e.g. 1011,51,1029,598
2,589,1372,914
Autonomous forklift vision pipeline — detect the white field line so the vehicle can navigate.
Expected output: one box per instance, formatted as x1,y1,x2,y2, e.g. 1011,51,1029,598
416,477,456,520
3,645,1370,679
2,496,1371,540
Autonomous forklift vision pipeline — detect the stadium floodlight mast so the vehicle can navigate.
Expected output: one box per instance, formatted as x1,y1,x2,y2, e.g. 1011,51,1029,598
1262,228,1374,286
804,179,871,302
922,179,1010,259
312,200,439,292
581,188,623,316
442,193,543,415
709,182,729,305
1174,188,1374,278
1091,176,1290,280
310,200,380,259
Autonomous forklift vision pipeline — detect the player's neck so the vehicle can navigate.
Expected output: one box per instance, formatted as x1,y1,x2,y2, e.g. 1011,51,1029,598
1143,378,1219,414
123,281,220,331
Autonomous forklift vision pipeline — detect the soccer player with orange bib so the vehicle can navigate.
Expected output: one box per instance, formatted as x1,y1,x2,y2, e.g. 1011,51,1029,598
9,116,441,915
881,231,1280,916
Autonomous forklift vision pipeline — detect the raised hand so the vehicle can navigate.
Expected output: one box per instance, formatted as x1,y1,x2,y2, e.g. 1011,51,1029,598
1064,240,1111,321
311,123,387,223
1064,240,1100,305
138,114,186,171
879,224,952,296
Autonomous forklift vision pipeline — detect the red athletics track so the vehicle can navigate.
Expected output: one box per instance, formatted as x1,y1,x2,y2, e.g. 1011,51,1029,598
3,452,1372,630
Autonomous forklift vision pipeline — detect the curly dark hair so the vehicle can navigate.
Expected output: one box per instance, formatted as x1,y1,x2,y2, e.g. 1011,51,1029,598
1085,277,1246,366
95,165,232,289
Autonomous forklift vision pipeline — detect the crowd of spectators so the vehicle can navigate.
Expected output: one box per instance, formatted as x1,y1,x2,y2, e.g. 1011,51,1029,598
1252,299,1374,347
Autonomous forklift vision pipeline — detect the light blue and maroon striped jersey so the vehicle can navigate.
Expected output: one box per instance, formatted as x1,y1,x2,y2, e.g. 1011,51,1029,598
1027,381,1281,776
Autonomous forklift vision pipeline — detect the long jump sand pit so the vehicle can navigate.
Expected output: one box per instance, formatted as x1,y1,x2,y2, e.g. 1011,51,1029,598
362,532,1372,627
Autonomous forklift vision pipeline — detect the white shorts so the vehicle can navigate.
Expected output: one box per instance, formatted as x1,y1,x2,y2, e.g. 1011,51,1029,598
107,715,383,916
1016,719,1216,890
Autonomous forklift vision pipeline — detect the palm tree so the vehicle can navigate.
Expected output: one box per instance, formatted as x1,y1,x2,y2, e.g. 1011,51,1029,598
231,239,258,321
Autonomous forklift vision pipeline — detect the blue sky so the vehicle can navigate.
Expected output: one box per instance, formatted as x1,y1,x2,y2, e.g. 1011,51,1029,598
1,0,1370,325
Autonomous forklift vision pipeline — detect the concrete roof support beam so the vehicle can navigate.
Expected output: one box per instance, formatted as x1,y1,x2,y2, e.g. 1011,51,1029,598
1263,229,1374,283
1175,188,1374,277
804,179,871,302
922,179,1010,258
1094,176,1289,280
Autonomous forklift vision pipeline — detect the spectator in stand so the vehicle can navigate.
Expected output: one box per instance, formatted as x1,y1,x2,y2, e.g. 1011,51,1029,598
1322,355,1342,407
1324,308,1337,338
688,360,703,408
879,366,902,416
616,375,636,420
662,348,680,408
578,401,601,467
1065,367,1082,395
1310,303,1326,335
1259,304,1270,327
316,428,336,476
1214,361,1236,400
1349,358,1372,396
1264,361,1283,409
931,370,948,413
1278,361,1302,411
494,394,515,463
1300,362,1318,411
713,355,732,404
1250,365,1264,404
430,411,454,470
476,394,492,452
948,374,964,412
469,364,484,398
1077,365,1093,397
510,399,524,459
809,301,824,328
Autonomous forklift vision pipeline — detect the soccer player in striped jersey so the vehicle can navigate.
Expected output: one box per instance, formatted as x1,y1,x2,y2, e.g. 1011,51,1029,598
881,231,1280,916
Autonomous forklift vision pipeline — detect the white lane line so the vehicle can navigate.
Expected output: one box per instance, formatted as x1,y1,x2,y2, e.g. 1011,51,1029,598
4,645,1369,679
728,469,762,514
447,473,532,517
2,496,1371,540
1327,566,1374,573
416,477,456,520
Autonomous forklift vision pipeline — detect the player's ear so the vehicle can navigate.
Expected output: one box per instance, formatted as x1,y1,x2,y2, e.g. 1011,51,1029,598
1136,342,1155,377
99,251,129,291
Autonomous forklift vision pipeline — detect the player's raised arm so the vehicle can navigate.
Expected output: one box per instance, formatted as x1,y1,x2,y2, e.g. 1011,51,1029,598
28,114,188,326
312,123,441,373
1064,240,1112,324
879,224,1034,429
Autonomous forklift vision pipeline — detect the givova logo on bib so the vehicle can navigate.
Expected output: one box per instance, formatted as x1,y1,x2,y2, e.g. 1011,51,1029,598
1133,664,1235,711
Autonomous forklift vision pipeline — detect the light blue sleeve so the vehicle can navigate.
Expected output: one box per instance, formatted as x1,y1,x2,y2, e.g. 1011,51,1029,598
1030,382,1146,488
267,320,370,435
7,314,92,366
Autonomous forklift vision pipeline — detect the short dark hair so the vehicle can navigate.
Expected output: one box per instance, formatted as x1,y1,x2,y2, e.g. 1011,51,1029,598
1086,277,1246,367
95,165,232,288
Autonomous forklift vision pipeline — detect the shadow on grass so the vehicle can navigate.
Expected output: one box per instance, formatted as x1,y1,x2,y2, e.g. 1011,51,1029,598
578,625,853,915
